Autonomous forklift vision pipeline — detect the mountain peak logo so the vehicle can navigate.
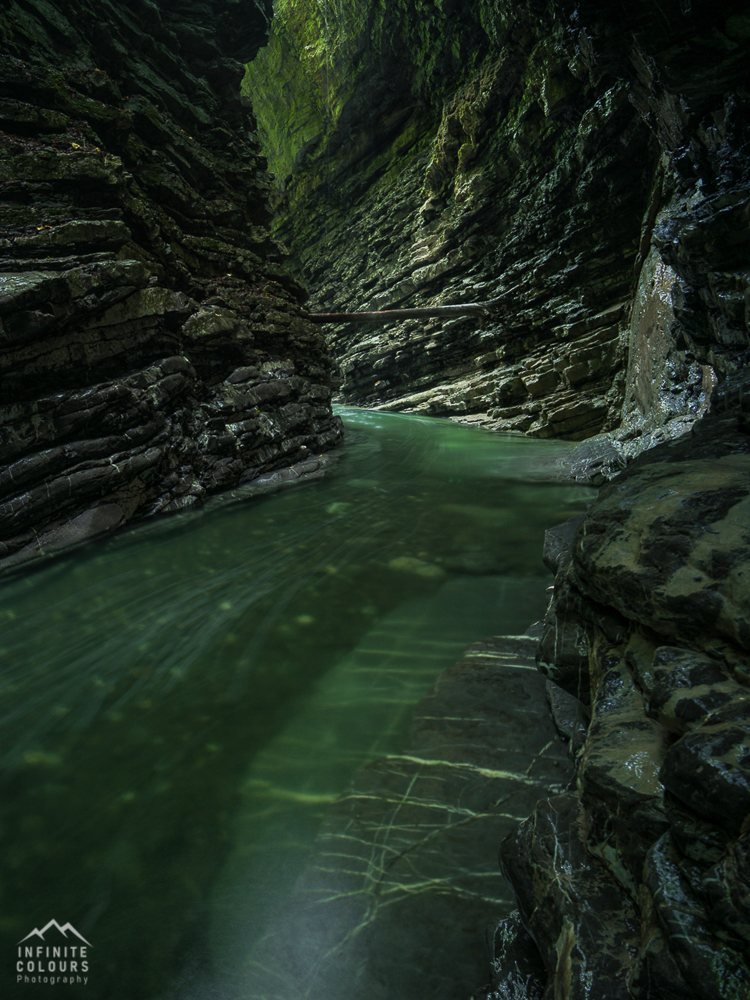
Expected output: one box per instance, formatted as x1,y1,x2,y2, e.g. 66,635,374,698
16,920,91,985
19,920,92,947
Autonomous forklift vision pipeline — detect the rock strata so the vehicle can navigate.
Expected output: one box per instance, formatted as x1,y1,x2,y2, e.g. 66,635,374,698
485,413,750,999
0,0,343,569
248,0,750,461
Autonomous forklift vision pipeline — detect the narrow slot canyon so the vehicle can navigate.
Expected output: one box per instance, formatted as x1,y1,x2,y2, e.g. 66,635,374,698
0,2,749,999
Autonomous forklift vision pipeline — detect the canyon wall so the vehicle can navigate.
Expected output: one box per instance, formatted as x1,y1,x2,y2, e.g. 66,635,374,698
477,407,750,1000
247,0,749,459
0,0,343,570
1,0,748,996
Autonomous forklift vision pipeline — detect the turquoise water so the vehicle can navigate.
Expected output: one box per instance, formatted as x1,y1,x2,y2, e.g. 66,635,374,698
0,408,593,999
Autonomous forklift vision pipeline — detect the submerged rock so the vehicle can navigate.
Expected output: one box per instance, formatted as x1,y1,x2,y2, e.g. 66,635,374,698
225,634,572,1000
387,554,446,579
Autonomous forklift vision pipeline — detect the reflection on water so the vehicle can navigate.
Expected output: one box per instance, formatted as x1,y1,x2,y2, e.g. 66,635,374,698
0,407,593,999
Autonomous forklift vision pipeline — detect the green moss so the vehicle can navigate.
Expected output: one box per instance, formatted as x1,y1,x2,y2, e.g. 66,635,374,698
244,0,375,183
247,0,589,265
245,0,493,190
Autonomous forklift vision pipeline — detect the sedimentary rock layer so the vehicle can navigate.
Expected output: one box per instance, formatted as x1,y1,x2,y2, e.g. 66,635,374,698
0,0,343,568
485,411,750,999
248,0,750,451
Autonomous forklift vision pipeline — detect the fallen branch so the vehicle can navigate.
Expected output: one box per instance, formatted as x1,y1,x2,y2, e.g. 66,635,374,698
307,302,490,325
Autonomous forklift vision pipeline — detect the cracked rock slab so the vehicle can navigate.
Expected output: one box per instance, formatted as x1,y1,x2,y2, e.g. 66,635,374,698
229,635,571,1000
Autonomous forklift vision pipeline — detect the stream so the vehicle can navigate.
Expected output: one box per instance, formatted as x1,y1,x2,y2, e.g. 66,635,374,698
0,408,594,999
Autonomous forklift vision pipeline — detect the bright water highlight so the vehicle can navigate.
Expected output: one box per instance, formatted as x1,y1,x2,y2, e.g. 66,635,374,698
0,408,593,998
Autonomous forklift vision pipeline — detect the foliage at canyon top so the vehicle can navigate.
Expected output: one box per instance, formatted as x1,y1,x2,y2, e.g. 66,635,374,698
243,0,496,191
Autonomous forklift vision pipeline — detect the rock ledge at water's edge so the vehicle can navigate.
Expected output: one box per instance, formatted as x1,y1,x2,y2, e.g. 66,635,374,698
475,411,750,999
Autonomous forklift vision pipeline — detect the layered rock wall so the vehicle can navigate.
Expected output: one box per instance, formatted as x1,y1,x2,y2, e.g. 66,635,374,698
247,0,750,454
2,1,749,995
0,0,343,569
482,413,750,999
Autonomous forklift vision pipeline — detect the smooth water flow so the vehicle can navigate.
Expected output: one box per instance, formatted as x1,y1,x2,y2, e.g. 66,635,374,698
0,408,593,999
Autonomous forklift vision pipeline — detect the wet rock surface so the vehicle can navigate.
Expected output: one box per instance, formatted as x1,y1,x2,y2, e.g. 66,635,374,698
0,0,343,568
491,413,750,998
248,0,750,456
226,635,572,1000
500,793,641,1000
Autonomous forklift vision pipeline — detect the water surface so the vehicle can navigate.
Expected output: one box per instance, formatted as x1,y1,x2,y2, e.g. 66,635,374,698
0,408,593,998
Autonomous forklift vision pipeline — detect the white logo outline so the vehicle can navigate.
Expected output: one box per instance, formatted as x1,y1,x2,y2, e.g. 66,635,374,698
18,920,92,947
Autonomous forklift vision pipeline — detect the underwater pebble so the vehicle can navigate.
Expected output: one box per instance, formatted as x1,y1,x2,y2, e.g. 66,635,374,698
23,750,63,767
387,556,446,580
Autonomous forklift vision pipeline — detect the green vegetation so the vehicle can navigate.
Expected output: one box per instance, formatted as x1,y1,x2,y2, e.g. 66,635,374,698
242,0,495,193
243,0,371,184
243,0,598,272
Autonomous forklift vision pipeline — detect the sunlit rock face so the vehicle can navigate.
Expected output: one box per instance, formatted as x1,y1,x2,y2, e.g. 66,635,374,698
0,0,343,568
247,0,750,451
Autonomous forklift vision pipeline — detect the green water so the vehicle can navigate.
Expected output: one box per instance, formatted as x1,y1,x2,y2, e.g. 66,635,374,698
0,408,593,999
